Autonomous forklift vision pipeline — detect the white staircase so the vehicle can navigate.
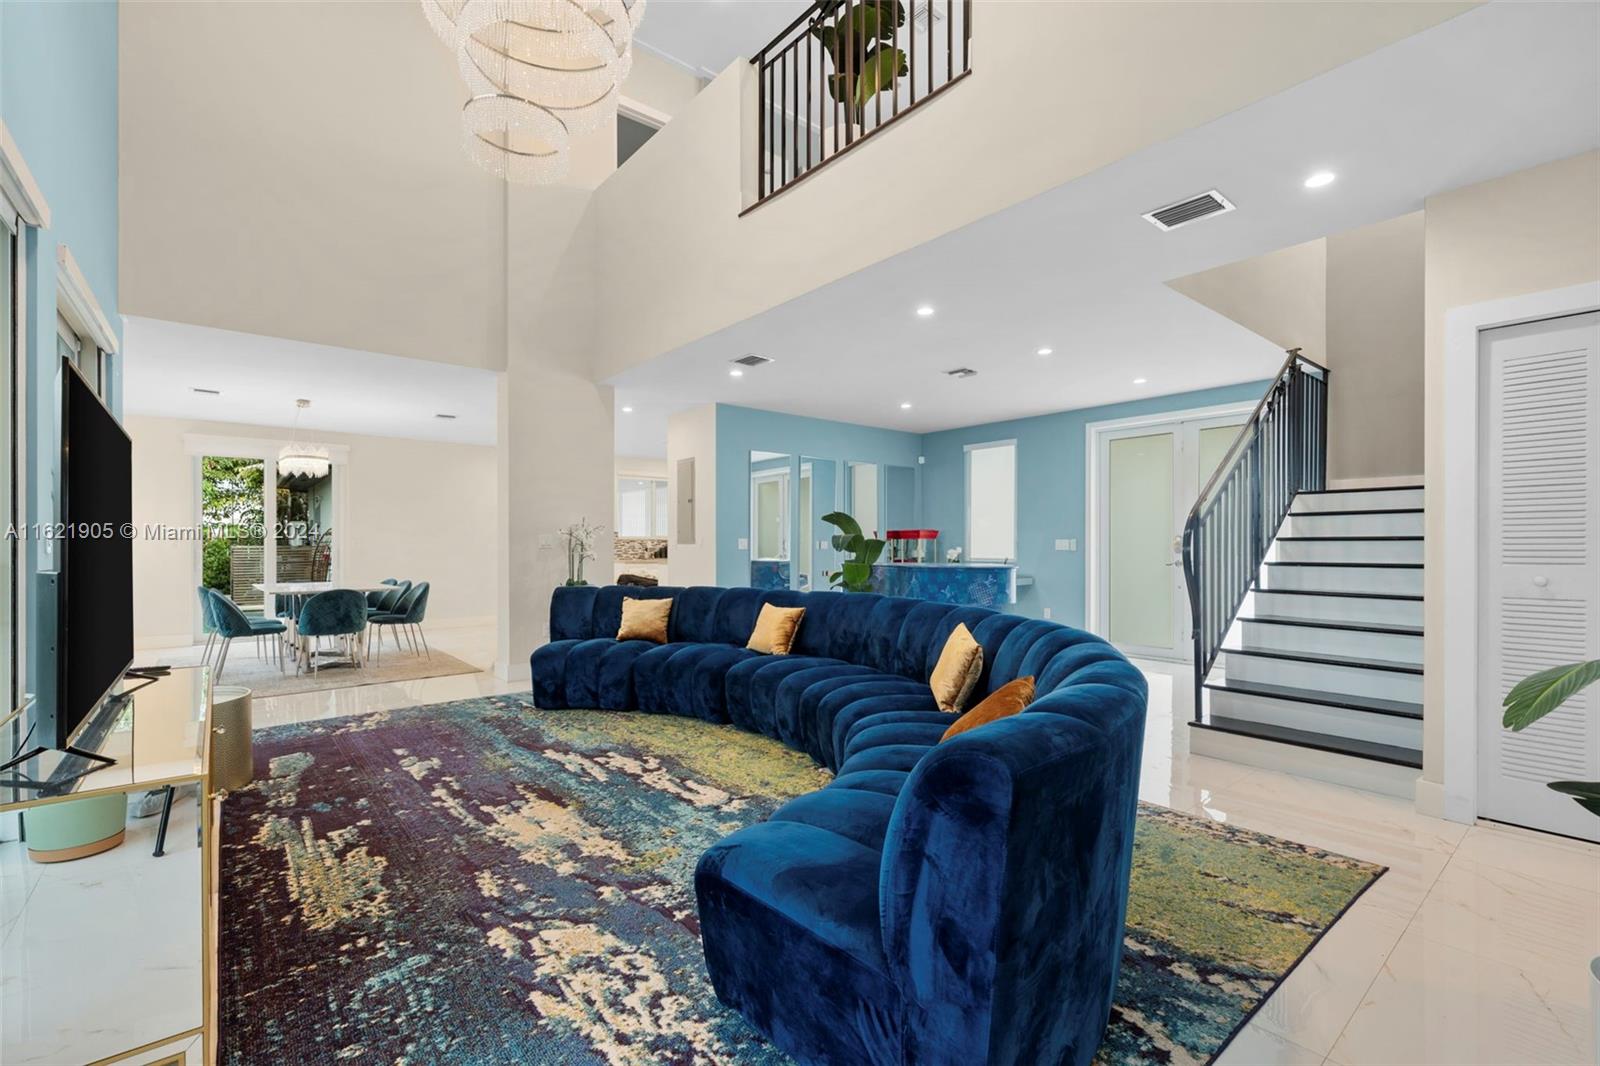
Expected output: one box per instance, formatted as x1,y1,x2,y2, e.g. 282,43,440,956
1194,486,1424,784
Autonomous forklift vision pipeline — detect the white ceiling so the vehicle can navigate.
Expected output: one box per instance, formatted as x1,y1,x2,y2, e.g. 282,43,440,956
608,1,1600,437
634,0,808,79
121,317,499,446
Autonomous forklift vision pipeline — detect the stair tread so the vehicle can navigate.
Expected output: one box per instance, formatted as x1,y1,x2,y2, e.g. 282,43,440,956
1191,718,1423,768
1296,485,1424,495
1206,678,1423,717
1246,614,1423,637
1288,507,1423,516
1224,646,1423,674
1275,535,1424,542
1265,561,1422,569
1253,587,1423,603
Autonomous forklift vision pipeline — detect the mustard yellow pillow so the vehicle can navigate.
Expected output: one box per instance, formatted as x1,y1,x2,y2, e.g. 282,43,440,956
747,604,806,655
930,623,984,713
942,676,1035,741
617,596,672,644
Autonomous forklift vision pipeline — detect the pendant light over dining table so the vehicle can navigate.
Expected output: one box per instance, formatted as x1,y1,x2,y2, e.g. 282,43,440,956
421,0,645,184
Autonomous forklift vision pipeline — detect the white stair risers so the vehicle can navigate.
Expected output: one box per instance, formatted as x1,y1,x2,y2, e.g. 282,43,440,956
1272,538,1424,565
1235,619,1423,663
1208,688,1422,750
1260,563,1423,597
1245,590,1422,628
1280,511,1423,537
1291,487,1424,512
1221,650,1422,703
1189,724,1420,798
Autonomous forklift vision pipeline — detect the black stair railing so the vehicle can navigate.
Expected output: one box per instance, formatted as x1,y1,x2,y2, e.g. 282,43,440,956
750,0,973,208
1181,350,1330,720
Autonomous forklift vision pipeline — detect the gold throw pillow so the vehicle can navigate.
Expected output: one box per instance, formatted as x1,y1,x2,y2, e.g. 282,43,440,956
929,623,984,713
747,604,806,655
617,597,672,644
942,676,1036,742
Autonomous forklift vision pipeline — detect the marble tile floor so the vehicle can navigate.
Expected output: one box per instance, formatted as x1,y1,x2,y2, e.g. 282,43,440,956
3,633,1596,1065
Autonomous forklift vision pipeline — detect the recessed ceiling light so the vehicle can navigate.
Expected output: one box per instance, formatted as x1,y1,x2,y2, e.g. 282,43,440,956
729,368,744,378
1036,347,1053,356
191,387,220,396
1132,377,1148,385
1304,170,1336,189
899,402,913,410
621,405,634,413
915,305,935,317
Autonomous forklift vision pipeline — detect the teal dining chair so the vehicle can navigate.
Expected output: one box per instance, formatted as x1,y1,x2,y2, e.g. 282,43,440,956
208,589,287,678
370,582,429,663
296,589,368,675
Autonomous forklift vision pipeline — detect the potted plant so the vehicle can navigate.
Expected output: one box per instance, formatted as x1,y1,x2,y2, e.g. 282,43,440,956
1501,658,1600,1059
810,0,909,147
558,517,604,587
821,511,884,593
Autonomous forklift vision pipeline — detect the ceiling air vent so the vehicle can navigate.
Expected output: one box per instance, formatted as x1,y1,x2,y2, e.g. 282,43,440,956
1143,189,1235,232
731,354,773,368
944,367,978,379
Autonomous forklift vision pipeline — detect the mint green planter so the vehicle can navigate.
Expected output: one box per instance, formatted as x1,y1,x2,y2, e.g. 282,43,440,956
25,793,127,864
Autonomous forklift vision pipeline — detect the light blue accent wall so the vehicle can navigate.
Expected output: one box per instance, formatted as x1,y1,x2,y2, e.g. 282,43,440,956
919,381,1270,625
715,405,921,587
2,0,121,716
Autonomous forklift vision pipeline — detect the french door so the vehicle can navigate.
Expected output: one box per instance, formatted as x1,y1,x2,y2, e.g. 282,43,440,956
1478,311,1598,842
1094,409,1247,660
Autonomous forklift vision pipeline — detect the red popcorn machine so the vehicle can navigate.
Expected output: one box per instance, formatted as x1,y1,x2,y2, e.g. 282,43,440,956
885,529,940,564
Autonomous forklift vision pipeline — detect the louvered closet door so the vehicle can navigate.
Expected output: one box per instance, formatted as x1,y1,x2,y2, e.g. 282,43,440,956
1478,311,1599,842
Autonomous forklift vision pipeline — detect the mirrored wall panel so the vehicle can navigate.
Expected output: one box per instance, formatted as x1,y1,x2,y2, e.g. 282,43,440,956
846,461,880,538
749,451,792,590
798,457,839,591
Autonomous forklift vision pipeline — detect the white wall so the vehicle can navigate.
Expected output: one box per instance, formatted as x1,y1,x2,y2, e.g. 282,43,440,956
1326,211,1424,482
1420,150,1600,796
666,404,717,586
1168,237,1328,362
129,414,498,649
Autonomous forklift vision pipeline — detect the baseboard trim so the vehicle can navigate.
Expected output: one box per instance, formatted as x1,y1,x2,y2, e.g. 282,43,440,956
1324,475,1425,491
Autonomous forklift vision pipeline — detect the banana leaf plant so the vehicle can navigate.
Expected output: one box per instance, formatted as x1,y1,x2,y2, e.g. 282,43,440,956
821,511,884,593
809,0,909,125
1502,659,1600,817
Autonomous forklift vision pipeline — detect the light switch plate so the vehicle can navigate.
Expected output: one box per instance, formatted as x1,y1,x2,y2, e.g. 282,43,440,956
1054,538,1069,551
1043,607,1053,619
538,534,553,550
737,537,749,550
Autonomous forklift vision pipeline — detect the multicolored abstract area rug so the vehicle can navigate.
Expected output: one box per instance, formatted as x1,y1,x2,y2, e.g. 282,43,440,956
220,694,1383,1065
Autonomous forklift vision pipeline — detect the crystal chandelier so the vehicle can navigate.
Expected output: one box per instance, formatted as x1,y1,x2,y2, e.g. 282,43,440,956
278,399,331,479
422,0,646,185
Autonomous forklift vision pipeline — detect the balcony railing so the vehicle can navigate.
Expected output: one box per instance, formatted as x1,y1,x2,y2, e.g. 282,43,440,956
751,0,972,206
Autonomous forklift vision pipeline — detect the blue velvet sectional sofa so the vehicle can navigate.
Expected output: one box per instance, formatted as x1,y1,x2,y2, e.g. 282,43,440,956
531,584,1148,1066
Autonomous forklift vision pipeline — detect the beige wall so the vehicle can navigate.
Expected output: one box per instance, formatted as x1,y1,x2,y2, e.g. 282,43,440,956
591,2,1470,382
1169,238,1328,362
1326,212,1425,482
1420,151,1600,792
622,51,705,125
666,405,717,587
129,414,499,650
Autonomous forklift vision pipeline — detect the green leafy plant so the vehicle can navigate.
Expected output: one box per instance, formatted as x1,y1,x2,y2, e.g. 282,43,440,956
1502,660,1600,817
821,511,884,593
809,0,909,124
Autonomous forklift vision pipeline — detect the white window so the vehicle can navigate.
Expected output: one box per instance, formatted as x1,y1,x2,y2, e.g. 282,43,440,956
965,440,1017,562
616,476,668,537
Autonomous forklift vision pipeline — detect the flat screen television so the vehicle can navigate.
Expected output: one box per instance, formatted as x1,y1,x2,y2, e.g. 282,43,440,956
56,357,133,748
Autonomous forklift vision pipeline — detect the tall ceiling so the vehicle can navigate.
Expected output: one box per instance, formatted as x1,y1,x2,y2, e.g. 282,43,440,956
608,1,1600,444
634,0,808,78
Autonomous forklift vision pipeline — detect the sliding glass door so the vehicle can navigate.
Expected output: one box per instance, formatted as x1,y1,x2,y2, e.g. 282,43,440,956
2,215,17,723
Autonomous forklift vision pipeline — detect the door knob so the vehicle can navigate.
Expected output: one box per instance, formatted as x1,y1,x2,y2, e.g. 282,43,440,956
1532,575,1549,587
